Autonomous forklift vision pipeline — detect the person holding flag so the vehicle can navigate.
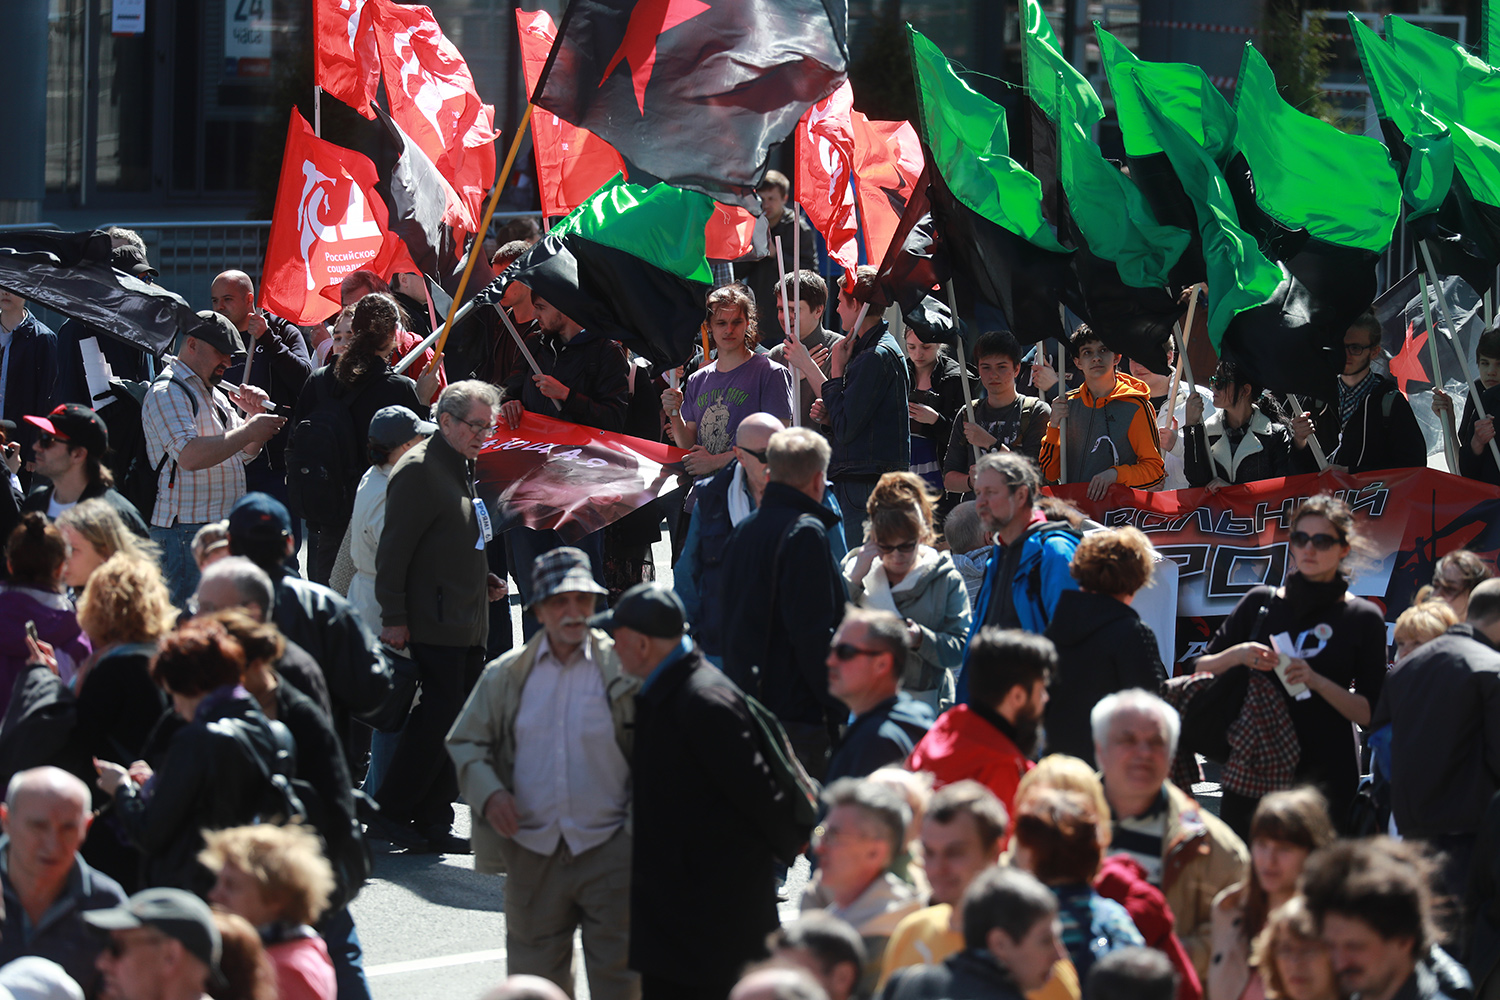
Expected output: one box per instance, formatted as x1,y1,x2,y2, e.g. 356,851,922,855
1432,326,1500,486
733,172,818,350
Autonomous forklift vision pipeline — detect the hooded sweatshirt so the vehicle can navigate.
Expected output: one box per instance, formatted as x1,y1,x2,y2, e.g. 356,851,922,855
1040,372,1165,489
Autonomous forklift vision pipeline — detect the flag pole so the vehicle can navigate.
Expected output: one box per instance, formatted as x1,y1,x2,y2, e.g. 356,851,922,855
774,235,797,424
432,103,535,364
1286,394,1329,470
314,85,321,137
1057,306,1071,484
495,303,563,413
1421,240,1500,470
792,218,802,427
394,299,477,373
1420,273,1461,473
947,281,980,467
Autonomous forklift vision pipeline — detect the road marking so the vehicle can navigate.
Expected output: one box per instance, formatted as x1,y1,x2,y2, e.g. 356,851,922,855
366,948,508,977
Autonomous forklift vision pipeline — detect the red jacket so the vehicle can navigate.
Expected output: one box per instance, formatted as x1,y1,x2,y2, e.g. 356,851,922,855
905,704,1031,815
1095,854,1203,1000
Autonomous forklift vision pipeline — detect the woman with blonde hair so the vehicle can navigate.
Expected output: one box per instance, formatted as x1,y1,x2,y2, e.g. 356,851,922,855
56,497,159,590
843,472,971,712
1249,898,1336,1000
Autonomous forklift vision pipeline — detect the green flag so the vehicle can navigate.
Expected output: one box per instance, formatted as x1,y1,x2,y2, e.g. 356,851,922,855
909,26,1067,253
1233,44,1400,253
1130,75,1282,345
1384,15,1500,138
1098,28,1236,160
1021,0,1103,128
1487,0,1500,67
551,173,714,284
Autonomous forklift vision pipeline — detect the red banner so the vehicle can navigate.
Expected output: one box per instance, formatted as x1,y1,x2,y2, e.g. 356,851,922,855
476,413,689,542
313,0,381,119
796,82,860,283
1052,468,1500,665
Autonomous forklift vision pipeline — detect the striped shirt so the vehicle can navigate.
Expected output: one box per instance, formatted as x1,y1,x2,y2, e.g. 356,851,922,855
141,358,247,527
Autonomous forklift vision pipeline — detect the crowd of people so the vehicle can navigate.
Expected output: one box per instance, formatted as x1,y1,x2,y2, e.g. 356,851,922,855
0,196,1491,1000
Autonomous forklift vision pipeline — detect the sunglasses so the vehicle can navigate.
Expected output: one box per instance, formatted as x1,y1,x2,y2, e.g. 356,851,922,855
36,433,68,449
104,933,166,959
1289,530,1342,550
1431,579,1467,598
830,642,886,662
738,446,769,464
875,540,918,555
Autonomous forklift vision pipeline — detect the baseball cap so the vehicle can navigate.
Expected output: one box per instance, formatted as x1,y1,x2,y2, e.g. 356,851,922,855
187,310,246,360
83,887,223,975
23,404,108,456
368,405,438,452
227,492,292,542
588,582,686,639
111,244,158,279
0,957,82,1000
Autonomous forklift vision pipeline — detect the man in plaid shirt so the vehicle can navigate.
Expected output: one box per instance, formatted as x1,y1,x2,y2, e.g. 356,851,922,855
142,310,285,604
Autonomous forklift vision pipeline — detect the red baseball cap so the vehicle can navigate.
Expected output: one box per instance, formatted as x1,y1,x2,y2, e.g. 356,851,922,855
24,404,109,456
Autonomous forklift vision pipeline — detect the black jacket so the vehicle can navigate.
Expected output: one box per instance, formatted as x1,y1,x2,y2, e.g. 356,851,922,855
1044,590,1166,766
881,949,1030,1000
1373,623,1500,839
908,353,972,475
1183,408,1293,486
224,314,314,474
719,482,848,727
826,693,934,784
112,689,288,893
56,317,151,405
1458,382,1500,487
500,327,630,432
823,321,912,479
3,314,60,459
273,682,362,909
631,645,800,988
1294,374,1428,473
22,480,149,537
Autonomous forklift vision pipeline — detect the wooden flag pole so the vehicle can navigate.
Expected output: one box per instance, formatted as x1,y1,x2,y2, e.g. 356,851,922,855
773,235,798,423
1421,240,1500,470
1420,274,1461,474
792,218,802,427
946,281,980,467
1286,394,1329,471
432,103,535,364
495,303,562,414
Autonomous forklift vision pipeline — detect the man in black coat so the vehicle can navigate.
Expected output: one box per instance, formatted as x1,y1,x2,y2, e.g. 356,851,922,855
719,426,849,781
825,607,934,785
0,289,60,473
592,583,807,1000
880,867,1064,1000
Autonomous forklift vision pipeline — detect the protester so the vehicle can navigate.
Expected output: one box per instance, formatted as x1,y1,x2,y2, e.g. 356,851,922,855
1433,325,1500,486
1207,789,1336,1000
1248,898,1337,1000
1186,493,1386,834
210,909,279,1000
943,331,1051,498
769,271,842,434
1044,528,1166,766
54,500,157,599
1040,326,1164,497
201,825,337,1000
943,501,991,608
1124,340,1214,490
1093,690,1248,981
720,426,848,780
0,513,91,699
212,269,313,521
0,767,127,994
800,779,921,991
1087,948,1179,1000
731,966,830,1000
22,404,148,536
92,618,291,893
734,170,818,349
192,522,230,571
337,270,444,404
1012,789,1146,981
1291,313,1427,474
1373,577,1500,906
1426,550,1491,622
375,380,505,854
85,888,224,1000
663,284,794,478
447,547,637,1000
805,266,911,547
825,608,935,785
315,306,356,367
289,292,423,585
594,582,808,1000
0,291,60,471
902,331,968,496
473,241,536,385
1183,361,1292,489
878,866,1066,1000
907,628,1053,816
770,915,867,1000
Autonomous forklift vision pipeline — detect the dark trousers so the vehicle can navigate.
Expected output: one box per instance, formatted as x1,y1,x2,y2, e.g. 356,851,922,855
831,479,876,548
781,719,833,784
641,973,736,1000
305,519,347,587
486,537,514,661
1220,789,1258,841
374,642,485,832
505,526,606,639
317,906,372,1000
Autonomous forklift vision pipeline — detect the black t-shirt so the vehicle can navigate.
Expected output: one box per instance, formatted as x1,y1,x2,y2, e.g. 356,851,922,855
944,395,1049,474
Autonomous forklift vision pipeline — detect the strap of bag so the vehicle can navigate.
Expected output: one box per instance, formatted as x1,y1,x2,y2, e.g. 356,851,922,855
757,514,810,704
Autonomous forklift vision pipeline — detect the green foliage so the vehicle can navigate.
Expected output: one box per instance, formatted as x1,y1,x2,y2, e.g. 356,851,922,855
1257,0,1333,121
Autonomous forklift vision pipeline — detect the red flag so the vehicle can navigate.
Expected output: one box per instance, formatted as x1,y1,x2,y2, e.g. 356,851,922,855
370,0,498,233
850,113,924,268
261,111,413,325
516,9,626,221
313,0,381,119
795,82,860,283
706,203,757,261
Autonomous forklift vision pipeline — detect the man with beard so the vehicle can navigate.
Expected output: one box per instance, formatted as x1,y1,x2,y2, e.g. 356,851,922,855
906,628,1053,817
140,310,285,604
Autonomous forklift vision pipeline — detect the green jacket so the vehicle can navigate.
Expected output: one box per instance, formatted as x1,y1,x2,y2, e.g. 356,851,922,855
375,430,489,648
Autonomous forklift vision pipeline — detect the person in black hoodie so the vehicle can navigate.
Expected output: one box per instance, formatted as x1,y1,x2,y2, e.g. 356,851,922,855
1044,528,1166,766
1432,325,1500,487
905,330,970,500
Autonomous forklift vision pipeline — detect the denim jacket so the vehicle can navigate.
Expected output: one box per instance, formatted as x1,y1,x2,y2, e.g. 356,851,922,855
821,321,911,478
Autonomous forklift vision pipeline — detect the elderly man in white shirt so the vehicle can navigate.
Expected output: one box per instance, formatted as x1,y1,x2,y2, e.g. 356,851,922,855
447,547,640,1000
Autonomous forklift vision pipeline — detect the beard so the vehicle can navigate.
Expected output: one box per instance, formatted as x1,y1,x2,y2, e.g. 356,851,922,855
1013,705,1046,757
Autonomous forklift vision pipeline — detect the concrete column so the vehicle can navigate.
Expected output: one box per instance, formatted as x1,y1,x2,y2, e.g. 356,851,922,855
0,0,49,224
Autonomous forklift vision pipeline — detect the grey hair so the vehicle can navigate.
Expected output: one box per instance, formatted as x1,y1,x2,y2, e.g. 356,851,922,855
436,379,503,423
821,777,911,868
766,427,830,487
1090,688,1181,759
840,605,907,671
105,226,147,253
731,967,830,1000
944,501,986,554
973,451,1041,500
6,766,91,820
199,556,277,616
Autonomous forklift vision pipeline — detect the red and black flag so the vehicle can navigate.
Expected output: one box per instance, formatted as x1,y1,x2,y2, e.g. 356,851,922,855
530,0,849,209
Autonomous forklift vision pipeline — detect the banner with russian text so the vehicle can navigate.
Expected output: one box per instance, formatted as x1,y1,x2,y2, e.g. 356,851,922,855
1051,468,1500,665
475,412,688,542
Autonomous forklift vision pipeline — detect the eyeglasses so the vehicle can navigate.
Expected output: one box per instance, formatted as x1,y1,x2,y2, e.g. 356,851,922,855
830,642,886,662
738,446,769,465
1289,530,1342,550
458,417,498,436
874,540,918,555
1344,342,1373,355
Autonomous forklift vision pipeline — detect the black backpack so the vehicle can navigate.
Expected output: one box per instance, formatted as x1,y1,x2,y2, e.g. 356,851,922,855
118,373,198,524
286,373,372,525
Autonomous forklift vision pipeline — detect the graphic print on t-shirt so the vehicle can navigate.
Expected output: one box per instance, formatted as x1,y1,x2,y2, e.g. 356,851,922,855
693,386,749,453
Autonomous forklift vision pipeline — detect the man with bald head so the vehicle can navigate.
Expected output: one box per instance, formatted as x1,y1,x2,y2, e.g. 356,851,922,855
0,767,127,993
672,413,847,667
